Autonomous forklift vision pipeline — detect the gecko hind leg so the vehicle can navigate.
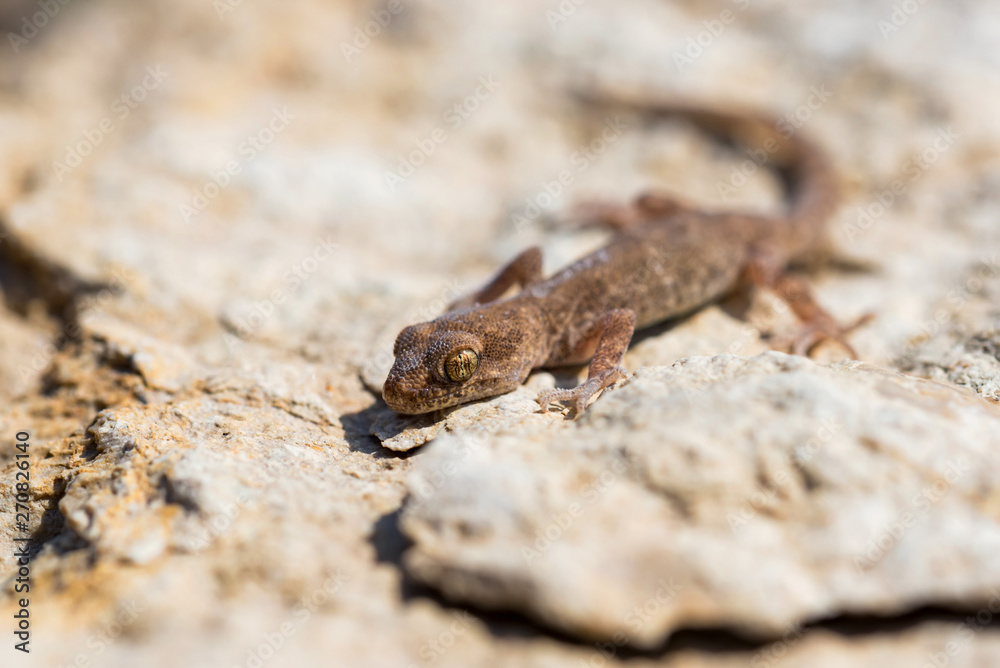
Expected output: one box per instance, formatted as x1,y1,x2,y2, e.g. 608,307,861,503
745,251,873,358
537,308,636,416
447,246,544,311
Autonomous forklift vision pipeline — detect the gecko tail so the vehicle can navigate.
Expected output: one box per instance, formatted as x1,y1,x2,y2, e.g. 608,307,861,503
570,88,839,254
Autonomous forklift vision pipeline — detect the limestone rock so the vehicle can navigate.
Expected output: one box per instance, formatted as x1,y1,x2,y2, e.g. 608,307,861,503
402,353,1000,647
1,0,1000,665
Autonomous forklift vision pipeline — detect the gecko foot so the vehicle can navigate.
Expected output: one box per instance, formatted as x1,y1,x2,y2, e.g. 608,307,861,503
745,253,874,360
774,312,875,358
537,367,629,416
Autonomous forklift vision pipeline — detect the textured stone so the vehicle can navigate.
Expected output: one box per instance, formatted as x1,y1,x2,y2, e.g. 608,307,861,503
896,262,1000,403
402,353,1000,647
0,0,999,665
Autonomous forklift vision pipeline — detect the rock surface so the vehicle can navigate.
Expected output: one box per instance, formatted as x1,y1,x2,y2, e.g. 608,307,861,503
402,353,1000,647
1,0,999,666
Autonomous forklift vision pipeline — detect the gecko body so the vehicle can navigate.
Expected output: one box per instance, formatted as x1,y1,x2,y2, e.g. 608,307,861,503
383,98,865,415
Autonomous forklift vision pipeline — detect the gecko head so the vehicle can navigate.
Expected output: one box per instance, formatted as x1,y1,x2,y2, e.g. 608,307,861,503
382,314,529,414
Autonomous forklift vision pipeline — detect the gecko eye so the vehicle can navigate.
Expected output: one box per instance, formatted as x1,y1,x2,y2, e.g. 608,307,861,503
444,349,479,382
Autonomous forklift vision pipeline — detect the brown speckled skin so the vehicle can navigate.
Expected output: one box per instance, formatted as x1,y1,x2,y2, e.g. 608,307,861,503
383,101,848,415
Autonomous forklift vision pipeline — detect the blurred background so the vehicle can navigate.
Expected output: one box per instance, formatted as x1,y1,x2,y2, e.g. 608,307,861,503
1,0,999,666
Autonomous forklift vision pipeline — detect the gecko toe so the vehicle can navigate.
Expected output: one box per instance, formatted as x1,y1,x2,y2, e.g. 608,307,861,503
536,368,629,415
784,314,872,359
536,388,572,413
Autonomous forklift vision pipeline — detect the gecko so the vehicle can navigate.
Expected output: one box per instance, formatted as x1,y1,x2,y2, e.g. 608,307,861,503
382,93,870,416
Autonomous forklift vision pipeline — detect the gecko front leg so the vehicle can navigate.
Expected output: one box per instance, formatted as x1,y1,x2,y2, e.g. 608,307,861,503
537,308,636,415
447,246,544,311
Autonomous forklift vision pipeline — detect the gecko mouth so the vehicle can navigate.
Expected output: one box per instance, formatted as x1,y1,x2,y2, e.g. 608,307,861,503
382,374,506,414
382,378,458,414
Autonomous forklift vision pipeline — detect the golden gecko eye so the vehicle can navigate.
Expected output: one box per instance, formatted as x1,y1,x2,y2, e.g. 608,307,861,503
444,349,479,382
